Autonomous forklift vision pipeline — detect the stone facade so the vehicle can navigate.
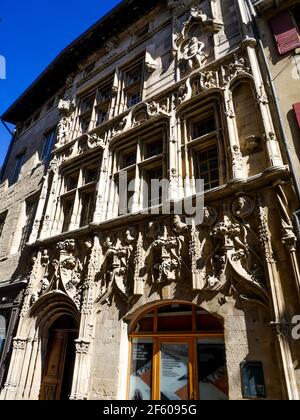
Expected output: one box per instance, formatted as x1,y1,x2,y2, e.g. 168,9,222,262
0,0,299,400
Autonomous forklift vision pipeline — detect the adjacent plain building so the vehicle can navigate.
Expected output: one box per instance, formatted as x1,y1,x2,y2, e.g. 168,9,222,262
0,0,300,400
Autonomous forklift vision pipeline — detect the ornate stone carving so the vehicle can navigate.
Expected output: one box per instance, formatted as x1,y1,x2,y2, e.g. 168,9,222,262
145,45,159,74
181,37,208,71
146,224,182,285
97,228,137,302
75,339,90,354
257,199,275,264
42,239,84,308
12,338,27,351
189,206,268,306
232,195,255,219
244,135,261,154
56,99,75,149
232,145,244,174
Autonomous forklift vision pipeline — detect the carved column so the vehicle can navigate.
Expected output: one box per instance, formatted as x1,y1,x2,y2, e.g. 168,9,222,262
223,87,246,181
70,237,97,400
258,195,299,400
246,45,284,168
94,146,111,224
0,338,28,400
168,114,179,202
39,161,61,239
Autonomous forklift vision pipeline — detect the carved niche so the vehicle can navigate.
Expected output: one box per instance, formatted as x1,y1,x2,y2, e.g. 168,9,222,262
56,99,76,149
172,4,222,75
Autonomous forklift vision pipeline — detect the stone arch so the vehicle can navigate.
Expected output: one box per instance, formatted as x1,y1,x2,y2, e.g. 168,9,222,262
8,293,80,400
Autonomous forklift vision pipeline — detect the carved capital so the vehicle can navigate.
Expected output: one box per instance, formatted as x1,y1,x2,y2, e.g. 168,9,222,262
75,339,91,354
13,338,27,351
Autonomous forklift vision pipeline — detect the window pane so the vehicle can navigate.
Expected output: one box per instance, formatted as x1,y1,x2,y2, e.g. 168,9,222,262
62,200,74,232
160,343,189,400
157,305,193,332
80,191,95,227
241,361,266,399
193,117,216,139
12,153,25,184
129,339,153,401
197,339,228,400
146,142,163,158
197,146,219,191
0,312,9,359
42,130,57,161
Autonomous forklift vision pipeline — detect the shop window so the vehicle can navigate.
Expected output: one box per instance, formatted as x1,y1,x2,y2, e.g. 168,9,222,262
128,304,228,401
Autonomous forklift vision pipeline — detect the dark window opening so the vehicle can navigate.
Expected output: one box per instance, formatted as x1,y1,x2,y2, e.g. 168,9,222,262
42,129,57,161
146,141,163,159
62,200,74,233
12,152,26,184
80,191,96,227
19,199,37,251
193,117,216,139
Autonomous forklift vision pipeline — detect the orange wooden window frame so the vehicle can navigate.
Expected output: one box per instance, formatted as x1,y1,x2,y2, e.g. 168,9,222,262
127,304,225,401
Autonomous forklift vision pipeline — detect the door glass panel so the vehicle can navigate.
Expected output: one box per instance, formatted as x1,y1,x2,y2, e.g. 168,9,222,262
197,338,228,400
160,343,189,400
129,338,153,401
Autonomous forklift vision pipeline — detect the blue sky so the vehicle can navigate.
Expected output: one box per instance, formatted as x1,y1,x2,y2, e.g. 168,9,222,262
0,0,122,167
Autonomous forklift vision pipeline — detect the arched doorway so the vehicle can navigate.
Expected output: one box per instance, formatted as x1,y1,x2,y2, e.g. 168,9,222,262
39,315,78,400
128,303,228,401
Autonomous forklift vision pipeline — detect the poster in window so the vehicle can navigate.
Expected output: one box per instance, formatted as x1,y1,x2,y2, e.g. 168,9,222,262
129,339,153,400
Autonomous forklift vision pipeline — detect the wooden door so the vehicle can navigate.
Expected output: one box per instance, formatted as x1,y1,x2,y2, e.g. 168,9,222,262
39,330,68,400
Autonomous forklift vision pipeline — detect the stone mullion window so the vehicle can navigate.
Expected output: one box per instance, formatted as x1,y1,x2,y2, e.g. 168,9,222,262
59,161,100,233
181,101,225,195
119,56,145,114
94,77,114,128
78,92,97,135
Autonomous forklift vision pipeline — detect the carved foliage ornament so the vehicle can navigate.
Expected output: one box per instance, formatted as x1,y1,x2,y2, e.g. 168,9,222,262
189,199,268,307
